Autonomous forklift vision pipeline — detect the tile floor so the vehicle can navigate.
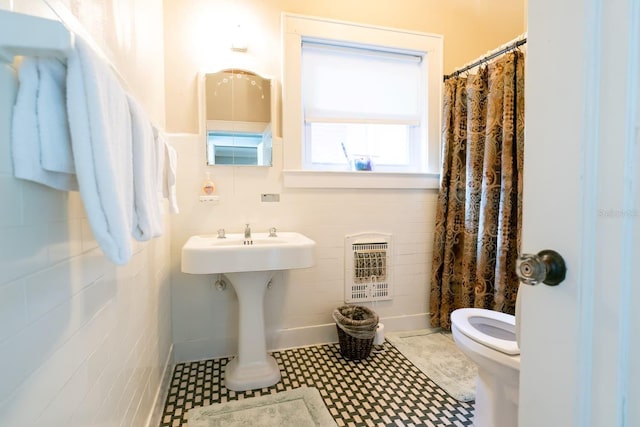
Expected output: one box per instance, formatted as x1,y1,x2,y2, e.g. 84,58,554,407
160,341,475,427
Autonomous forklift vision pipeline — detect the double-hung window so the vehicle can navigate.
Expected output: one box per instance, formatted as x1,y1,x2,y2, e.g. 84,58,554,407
282,14,443,188
302,42,422,172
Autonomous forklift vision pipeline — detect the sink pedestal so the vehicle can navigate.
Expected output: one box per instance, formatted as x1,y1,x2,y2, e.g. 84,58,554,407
223,271,280,391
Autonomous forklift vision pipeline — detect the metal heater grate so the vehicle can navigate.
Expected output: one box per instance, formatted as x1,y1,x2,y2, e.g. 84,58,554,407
345,233,393,303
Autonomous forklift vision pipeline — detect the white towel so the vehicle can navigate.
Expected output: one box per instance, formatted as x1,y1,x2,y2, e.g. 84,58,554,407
37,58,75,174
128,95,163,241
162,135,180,214
66,36,133,265
153,127,166,214
11,57,78,191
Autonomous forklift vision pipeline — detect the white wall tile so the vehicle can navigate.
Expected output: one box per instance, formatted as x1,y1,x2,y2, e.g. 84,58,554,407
0,280,26,343
68,366,108,427
33,362,89,427
0,175,22,227
0,226,49,286
24,261,75,323
22,182,69,224
80,218,100,252
0,327,77,425
0,335,29,404
47,219,84,263
85,311,115,384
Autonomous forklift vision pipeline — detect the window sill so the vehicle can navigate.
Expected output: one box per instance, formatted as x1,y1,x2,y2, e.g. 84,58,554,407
282,170,440,189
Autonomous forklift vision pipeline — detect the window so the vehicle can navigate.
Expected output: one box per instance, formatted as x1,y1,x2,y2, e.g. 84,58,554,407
282,14,443,188
302,42,422,172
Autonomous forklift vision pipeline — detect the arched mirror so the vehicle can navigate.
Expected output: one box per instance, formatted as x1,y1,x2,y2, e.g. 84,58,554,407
204,69,272,166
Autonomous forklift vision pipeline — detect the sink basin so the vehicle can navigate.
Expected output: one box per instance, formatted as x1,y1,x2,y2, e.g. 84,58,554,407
181,232,315,274
180,231,316,391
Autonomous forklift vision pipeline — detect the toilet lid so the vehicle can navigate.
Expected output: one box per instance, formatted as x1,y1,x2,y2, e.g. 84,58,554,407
451,308,520,356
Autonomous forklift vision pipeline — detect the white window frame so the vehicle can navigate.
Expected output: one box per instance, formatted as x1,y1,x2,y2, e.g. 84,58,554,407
282,13,443,189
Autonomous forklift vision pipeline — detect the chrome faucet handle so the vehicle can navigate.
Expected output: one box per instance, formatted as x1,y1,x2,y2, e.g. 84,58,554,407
268,227,277,237
217,228,226,239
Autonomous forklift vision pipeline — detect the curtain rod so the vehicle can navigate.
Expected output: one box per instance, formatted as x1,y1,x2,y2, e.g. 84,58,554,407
443,38,527,81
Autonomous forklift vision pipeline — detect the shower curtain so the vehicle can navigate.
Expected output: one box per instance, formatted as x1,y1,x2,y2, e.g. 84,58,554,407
430,50,525,329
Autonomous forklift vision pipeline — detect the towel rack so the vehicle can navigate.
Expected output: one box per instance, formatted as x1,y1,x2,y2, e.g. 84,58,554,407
0,8,164,136
0,9,71,64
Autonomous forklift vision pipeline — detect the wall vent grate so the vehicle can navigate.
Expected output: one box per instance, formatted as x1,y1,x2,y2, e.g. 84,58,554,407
345,233,393,303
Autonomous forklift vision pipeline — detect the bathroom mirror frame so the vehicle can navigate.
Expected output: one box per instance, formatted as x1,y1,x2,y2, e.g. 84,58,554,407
199,68,277,167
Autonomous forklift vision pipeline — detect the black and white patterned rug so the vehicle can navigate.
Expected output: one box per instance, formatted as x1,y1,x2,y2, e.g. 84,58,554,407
160,341,475,427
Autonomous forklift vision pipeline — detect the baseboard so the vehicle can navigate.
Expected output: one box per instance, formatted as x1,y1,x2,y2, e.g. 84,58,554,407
268,323,337,351
146,344,174,427
172,313,432,363
269,312,430,351
173,336,237,363
377,312,431,333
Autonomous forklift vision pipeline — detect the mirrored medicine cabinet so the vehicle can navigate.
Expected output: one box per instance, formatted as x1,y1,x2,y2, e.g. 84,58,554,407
203,69,272,166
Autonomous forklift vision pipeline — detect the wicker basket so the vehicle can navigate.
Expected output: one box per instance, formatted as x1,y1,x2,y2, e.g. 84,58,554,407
333,305,379,360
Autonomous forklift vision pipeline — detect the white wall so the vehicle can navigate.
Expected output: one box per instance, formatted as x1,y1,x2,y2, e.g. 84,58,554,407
169,133,438,361
164,0,527,134
0,1,171,426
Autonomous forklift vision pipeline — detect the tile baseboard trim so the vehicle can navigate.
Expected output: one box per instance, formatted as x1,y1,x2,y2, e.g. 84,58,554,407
145,344,174,427
172,313,431,363
269,312,431,351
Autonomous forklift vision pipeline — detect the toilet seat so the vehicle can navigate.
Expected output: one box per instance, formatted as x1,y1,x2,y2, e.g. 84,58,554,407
451,308,520,356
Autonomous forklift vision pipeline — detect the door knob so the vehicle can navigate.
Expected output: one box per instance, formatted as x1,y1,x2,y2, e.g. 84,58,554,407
516,249,567,286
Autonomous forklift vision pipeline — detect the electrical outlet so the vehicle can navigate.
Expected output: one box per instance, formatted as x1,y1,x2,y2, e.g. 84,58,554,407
261,193,280,202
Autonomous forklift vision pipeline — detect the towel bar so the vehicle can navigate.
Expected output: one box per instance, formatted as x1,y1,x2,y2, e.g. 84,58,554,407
0,9,71,64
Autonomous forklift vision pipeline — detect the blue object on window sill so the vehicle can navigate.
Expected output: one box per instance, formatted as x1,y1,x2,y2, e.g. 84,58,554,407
353,157,372,171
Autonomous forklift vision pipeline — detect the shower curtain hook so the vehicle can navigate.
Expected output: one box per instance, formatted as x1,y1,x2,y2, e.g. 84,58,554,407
514,40,523,52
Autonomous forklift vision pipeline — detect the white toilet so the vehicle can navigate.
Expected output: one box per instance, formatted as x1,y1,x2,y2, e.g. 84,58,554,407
451,307,520,427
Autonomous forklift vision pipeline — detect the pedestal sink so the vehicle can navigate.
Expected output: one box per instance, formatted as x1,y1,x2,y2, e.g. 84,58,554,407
181,232,316,391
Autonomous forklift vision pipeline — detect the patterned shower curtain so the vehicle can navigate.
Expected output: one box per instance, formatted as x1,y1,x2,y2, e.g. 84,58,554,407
430,51,525,329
